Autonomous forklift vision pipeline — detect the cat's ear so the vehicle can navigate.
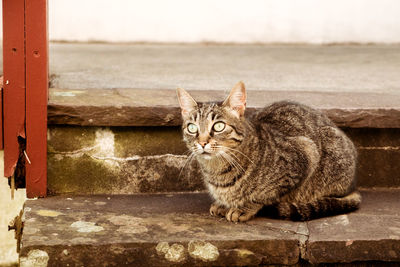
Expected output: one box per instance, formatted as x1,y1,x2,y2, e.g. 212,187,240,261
223,81,246,118
177,87,198,117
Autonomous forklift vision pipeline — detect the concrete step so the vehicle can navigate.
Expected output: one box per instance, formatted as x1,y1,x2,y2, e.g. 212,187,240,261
20,189,400,266
46,44,400,194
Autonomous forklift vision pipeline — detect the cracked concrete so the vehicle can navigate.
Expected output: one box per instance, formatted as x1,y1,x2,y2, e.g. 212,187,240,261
296,222,310,259
91,153,187,162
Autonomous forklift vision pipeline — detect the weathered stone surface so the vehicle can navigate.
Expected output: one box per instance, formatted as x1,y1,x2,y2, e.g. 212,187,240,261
47,126,400,195
343,128,400,188
47,126,203,194
323,108,400,129
48,88,400,128
49,44,400,94
21,193,304,266
356,149,400,188
305,189,400,264
47,44,400,128
345,128,400,147
48,125,187,156
20,189,400,266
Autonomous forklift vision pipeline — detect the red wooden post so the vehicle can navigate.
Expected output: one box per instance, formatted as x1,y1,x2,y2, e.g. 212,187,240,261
25,0,48,198
2,0,26,178
0,76,4,149
2,0,48,198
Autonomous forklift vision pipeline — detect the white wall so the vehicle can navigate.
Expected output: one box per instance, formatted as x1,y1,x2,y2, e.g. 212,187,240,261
48,0,400,43
2,0,400,43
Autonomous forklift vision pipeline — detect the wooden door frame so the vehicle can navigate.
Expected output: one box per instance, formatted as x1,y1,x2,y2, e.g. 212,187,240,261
2,0,48,198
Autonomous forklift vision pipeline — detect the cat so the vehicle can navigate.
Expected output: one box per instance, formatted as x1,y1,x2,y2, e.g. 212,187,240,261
177,82,361,222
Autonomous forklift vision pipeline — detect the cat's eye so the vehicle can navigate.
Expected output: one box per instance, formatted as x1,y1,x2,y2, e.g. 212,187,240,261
187,123,198,134
213,122,226,132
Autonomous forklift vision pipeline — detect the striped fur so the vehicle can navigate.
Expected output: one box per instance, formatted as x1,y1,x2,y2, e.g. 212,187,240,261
177,82,360,222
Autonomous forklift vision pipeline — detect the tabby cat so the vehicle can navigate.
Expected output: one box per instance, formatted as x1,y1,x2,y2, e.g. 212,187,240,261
177,82,361,222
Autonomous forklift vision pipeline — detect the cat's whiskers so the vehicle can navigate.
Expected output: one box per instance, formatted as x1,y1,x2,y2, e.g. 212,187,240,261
212,147,239,171
215,145,255,165
183,149,193,156
220,151,245,174
214,145,251,173
224,151,245,172
178,148,201,178
218,151,237,173
178,153,193,177
216,152,230,169
227,152,246,174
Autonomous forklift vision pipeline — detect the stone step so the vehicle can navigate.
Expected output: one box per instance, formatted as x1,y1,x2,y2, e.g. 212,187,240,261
49,87,400,128
49,43,400,96
47,125,400,195
48,43,400,128
20,189,400,266
45,44,400,194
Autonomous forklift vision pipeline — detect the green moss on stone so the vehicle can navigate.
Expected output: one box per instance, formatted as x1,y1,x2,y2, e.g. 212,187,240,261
48,154,117,195
112,126,187,157
48,126,97,153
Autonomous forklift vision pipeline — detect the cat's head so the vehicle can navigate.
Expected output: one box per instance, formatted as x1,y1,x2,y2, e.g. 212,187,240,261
177,82,248,160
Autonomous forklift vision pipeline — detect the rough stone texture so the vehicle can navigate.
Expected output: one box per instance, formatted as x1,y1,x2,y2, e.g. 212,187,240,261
48,126,187,157
48,88,400,128
47,44,400,128
343,128,400,188
47,126,203,195
305,189,400,264
20,189,400,266
47,126,400,195
21,193,303,266
49,44,400,94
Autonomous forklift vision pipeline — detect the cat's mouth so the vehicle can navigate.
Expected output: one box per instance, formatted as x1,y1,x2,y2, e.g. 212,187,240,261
196,150,215,159
199,152,213,160
193,144,220,158
198,150,212,156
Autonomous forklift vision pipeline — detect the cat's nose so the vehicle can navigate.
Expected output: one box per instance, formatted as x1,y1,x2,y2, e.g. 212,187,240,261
199,141,207,148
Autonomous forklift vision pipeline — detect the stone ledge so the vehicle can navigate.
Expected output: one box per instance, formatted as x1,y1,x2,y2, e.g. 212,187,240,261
47,44,400,128
48,88,400,128
20,189,400,266
305,189,400,264
21,193,302,266
48,44,400,94
47,126,400,195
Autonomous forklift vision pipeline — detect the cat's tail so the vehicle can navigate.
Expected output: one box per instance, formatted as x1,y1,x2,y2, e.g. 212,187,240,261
276,191,362,221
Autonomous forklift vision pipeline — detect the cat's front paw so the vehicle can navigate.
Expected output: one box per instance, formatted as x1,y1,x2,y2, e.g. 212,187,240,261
225,205,262,222
210,203,228,217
